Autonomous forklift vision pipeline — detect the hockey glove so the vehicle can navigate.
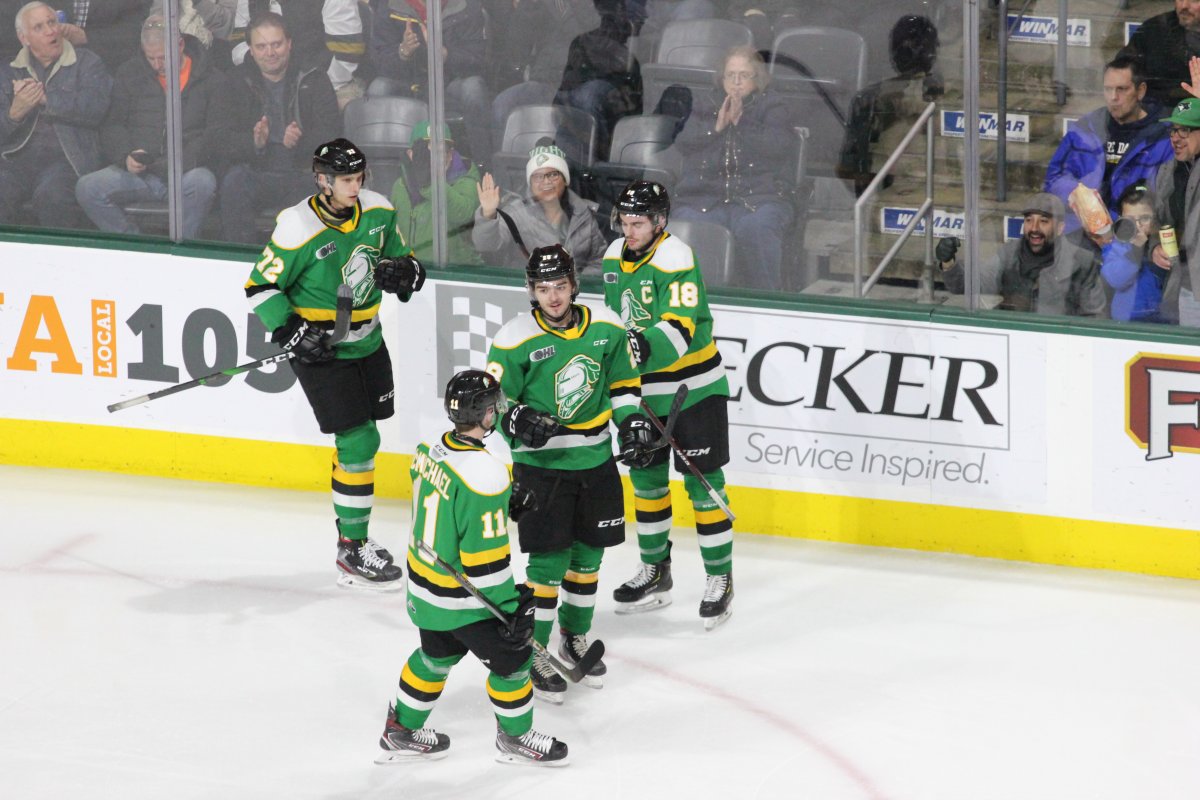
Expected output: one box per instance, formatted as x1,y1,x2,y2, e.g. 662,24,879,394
508,481,538,523
272,315,336,365
375,255,427,296
625,328,651,366
502,404,561,448
618,414,658,469
935,236,960,264
498,583,536,651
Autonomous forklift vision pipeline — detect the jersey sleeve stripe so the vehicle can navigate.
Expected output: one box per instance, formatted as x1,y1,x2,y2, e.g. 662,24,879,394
461,543,511,568
610,377,641,392
656,320,690,359
662,313,695,341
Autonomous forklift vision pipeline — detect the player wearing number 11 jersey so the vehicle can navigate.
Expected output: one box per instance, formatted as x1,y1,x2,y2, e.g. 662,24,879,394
602,180,735,630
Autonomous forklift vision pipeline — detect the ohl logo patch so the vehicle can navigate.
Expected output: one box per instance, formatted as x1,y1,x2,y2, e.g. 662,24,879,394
1126,353,1200,461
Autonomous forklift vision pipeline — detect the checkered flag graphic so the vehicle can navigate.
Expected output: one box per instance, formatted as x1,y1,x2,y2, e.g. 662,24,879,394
450,295,506,372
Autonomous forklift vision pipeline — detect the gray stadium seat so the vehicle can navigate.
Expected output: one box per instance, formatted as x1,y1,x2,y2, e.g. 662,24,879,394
491,104,598,194
641,19,754,117
582,114,682,219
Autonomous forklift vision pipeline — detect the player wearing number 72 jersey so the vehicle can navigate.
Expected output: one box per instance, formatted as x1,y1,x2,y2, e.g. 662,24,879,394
602,180,735,630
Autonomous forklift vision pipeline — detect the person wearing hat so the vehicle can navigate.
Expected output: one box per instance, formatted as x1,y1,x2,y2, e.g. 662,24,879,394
936,191,1106,317
1148,93,1200,325
472,141,608,272
389,120,482,266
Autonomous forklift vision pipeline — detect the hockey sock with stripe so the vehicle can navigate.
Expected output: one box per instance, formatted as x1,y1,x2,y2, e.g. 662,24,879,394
332,421,380,542
395,648,461,730
686,469,732,576
630,461,672,564
488,658,535,737
558,540,603,635
525,548,569,648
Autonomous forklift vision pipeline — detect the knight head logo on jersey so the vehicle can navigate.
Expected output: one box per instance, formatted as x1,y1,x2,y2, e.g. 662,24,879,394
1126,353,1200,461
619,289,652,330
342,243,381,305
555,355,601,419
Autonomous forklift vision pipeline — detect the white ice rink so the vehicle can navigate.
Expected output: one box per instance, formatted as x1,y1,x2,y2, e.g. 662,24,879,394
3,464,1200,800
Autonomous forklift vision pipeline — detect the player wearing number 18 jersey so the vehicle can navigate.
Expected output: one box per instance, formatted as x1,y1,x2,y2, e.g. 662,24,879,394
602,180,735,629
245,138,426,591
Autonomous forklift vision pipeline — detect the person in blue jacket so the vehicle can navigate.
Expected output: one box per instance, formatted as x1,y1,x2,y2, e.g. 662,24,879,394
1044,53,1174,237
1096,183,1172,323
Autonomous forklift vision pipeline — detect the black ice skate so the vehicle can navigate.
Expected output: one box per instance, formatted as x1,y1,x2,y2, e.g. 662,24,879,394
337,536,404,591
558,631,606,689
699,573,733,631
531,650,567,704
495,724,569,767
375,709,450,763
612,546,673,613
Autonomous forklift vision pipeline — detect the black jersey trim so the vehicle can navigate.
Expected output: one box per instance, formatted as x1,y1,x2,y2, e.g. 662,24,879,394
641,352,724,384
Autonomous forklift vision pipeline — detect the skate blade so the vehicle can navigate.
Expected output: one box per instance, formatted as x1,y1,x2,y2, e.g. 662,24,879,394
374,749,448,764
580,673,604,689
613,592,672,615
495,752,570,768
337,572,405,592
532,687,565,705
702,608,733,631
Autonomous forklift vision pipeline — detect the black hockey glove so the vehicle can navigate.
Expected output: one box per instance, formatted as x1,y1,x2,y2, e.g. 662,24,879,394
272,315,335,365
618,414,658,469
375,255,426,296
625,328,650,366
498,583,536,652
935,236,960,264
508,481,538,523
502,404,561,448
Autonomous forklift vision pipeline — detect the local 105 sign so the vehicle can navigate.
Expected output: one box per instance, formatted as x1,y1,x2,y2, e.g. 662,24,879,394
941,110,1030,143
879,207,965,239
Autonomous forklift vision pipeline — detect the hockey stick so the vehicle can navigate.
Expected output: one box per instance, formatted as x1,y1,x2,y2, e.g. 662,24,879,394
639,393,736,523
414,539,604,683
107,284,354,413
652,384,688,450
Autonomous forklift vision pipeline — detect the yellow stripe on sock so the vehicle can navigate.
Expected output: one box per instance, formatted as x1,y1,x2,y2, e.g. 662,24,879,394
487,681,532,703
401,664,446,695
635,494,672,513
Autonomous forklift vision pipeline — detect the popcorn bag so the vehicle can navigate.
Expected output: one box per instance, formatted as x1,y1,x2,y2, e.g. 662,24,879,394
1069,183,1112,236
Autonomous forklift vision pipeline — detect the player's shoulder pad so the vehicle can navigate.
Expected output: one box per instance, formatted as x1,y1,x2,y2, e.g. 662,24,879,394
490,312,543,350
270,198,325,251
358,188,394,213
585,302,627,331
441,447,510,497
602,238,624,261
649,234,697,273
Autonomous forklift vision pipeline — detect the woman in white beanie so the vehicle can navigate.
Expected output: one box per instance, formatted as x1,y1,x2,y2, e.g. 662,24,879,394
472,142,608,272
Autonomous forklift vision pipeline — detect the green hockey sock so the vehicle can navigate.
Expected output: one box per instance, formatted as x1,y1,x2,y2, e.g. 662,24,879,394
525,549,570,648
333,421,380,542
686,470,732,576
630,462,672,564
394,648,460,730
558,541,603,635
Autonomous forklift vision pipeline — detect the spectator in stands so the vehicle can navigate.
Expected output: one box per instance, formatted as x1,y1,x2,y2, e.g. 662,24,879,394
220,11,340,243
0,1,152,73
1043,54,1173,239
1122,0,1200,110
671,45,793,292
0,1,111,229
76,15,236,239
1149,97,1200,326
490,0,599,154
937,192,1106,317
473,140,607,271
555,0,641,160
838,14,943,197
390,119,482,265
1095,184,1172,323
231,0,366,107
369,0,490,169
149,1,237,51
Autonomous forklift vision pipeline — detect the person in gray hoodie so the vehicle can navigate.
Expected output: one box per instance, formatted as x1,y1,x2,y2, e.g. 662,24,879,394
473,141,608,271
0,1,112,229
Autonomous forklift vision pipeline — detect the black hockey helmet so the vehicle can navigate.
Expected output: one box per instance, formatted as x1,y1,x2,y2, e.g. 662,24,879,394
313,138,367,175
525,244,579,309
610,180,670,231
444,369,506,429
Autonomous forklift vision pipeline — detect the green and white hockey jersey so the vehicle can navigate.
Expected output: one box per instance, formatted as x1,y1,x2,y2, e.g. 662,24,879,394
486,303,642,470
601,231,729,417
406,432,519,632
244,189,414,360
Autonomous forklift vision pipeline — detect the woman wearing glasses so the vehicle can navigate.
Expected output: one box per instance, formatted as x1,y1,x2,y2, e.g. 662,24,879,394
671,44,795,292
472,141,608,271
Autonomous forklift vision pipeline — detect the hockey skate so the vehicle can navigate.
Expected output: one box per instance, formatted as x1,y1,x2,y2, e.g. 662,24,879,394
337,536,404,591
375,709,450,763
495,724,569,767
699,573,733,631
558,631,606,689
612,547,673,613
531,650,567,704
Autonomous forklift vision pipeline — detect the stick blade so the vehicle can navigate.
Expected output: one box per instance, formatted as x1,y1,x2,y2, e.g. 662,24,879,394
574,640,606,677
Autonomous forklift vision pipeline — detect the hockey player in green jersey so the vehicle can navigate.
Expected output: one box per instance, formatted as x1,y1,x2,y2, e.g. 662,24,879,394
376,369,568,766
486,245,658,703
602,180,735,630
245,138,426,591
